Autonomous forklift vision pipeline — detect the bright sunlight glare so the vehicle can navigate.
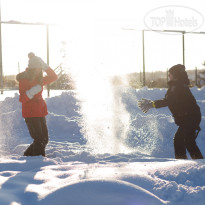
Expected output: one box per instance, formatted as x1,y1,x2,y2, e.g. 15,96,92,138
74,63,131,154
2,0,205,75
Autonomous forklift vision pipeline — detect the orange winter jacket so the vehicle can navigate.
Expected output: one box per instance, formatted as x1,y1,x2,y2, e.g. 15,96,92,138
16,68,57,118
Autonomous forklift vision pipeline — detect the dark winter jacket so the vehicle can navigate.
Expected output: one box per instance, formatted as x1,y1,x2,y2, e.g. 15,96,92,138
154,79,201,127
16,68,57,118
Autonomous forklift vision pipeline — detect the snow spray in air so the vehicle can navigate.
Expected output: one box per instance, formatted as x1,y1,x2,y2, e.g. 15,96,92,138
74,66,131,154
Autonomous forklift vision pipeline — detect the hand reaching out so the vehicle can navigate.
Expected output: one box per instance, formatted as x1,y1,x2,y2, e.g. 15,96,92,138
137,98,154,113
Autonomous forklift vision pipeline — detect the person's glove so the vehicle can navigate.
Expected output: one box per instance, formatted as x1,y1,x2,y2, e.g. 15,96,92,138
26,85,42,99
137,98,154,113
39,57,49,71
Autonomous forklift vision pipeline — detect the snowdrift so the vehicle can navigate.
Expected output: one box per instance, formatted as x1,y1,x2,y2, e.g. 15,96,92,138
0,86,205,205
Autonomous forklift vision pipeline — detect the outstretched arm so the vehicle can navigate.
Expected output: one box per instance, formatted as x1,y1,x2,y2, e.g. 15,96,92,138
154,98,168,108
37,58,58,86
43,67,58,86
138,98,168,113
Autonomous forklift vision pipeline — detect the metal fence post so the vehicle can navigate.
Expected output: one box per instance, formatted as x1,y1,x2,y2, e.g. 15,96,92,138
195,67,198,86
46,24,50,97
142,30,145,86
0,1,3,94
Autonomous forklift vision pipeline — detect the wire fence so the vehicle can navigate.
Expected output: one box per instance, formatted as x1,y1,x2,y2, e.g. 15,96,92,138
1,23,205,95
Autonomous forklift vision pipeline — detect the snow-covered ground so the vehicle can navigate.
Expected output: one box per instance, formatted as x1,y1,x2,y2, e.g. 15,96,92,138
0,86,205,205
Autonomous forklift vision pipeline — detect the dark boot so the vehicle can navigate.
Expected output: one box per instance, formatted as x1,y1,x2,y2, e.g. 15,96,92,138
175,154,188,159
32,141,45,156
24,143,35,156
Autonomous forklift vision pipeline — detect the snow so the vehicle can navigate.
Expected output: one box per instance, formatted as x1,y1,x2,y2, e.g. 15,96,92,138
0,86,205,205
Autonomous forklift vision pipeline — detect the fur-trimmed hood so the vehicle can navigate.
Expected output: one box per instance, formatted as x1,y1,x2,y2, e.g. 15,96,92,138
16,71,29,82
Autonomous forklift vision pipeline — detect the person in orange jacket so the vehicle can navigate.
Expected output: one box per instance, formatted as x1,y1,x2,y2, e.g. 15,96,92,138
16,52,58,156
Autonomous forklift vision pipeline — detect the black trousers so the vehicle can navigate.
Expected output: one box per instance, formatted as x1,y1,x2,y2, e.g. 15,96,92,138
24,117,48,157
174,117,204,159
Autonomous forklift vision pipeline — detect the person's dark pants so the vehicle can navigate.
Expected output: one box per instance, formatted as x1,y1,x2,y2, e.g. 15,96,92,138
174,116,204,160
24,117,48,157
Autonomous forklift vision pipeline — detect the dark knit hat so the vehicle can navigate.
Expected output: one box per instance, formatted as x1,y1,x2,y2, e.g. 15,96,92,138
169,64,189,84
169,64,186,78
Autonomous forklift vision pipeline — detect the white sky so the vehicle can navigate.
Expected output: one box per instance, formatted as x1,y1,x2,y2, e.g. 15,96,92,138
1,0,205,75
